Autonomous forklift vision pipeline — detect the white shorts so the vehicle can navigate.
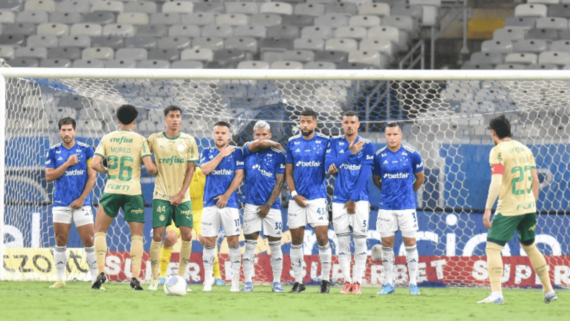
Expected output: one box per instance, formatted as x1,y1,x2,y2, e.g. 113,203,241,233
243,203,283,238
332,201,370,237
287,198,328,229
201,206,241,238
376,209,419,238
52,206,94,227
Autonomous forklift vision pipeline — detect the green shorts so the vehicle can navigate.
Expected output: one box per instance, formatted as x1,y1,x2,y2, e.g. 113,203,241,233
487,212,536,246
99,193,145,223
152,199,193,229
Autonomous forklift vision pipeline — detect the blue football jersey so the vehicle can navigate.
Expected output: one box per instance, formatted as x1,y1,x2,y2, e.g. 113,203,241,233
243,142,286,209
45,141,94,207
201,147,244,209
326,136,375,203
372,144,424,210
285,133,329,200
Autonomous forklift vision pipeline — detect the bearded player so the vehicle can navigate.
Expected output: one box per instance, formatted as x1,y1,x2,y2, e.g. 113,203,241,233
372,122,424,296
241,121,286,293
478,115,556,304
200,121,244,292
325,111,374,295
286,108,332,293
91,105,158,290
147,105,198,291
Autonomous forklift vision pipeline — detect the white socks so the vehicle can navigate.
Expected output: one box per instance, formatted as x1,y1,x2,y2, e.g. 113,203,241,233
336,234,352,283
290,244,304,283
269,241,283,283
405,245,419,285
319,243,331,282
84,246,98,282
243,240,256,283
353,236,367,284
203,246,215,281
229,245,241,283
382,246,394,285
54,246,67,281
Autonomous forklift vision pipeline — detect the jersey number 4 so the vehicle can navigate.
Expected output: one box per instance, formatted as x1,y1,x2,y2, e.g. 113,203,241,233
107,156,133,181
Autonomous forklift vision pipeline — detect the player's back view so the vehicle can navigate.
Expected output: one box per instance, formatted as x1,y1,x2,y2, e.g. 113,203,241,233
480,115,556,304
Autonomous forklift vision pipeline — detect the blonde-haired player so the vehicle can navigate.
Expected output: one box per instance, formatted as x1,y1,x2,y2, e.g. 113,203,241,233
158,166,225,286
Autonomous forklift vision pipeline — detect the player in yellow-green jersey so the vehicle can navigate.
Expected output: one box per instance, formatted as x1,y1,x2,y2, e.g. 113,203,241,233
90,105,158,291
479,115,556,304
147,105,199,291
157,167,226,287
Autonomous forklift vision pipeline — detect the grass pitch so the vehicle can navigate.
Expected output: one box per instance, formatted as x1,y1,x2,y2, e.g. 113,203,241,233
0,282,567,321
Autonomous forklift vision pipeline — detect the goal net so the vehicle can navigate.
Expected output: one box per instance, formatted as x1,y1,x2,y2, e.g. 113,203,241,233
1,69,569,288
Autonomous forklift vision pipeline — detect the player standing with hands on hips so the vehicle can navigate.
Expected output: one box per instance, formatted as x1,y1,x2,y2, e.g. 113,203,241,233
286,109,332,293
372,122,424,295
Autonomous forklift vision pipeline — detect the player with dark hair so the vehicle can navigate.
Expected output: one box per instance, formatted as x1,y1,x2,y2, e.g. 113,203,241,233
90,105,158,290
372,122,424,295
46,117,98,288
200,121,244,292
286,108,332,293
147,106,198,291
325,111,374,295
478,115,557,304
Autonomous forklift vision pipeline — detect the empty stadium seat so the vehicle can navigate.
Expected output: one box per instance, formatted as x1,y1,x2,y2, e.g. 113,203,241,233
461,62,494,69
536,17,568,29
91,1,124,13
9,58,40,68
301,26,332,39
559,29,570,39
525,28,558,40
368,26,407,50
163,2,194,14
470,52,503,65
82,47,114,60
515,4,548,17
158,37,191,50
148,48,179,62
41,58,72,68
496,63,526,70
294,38,325,51
91,36,124,49
225,37,258,52
550,40,570,51
50,12,82,24
237,61,270,69
0,35,25,46
0,47,15,60
234,25,266,38
103,24,135,37
138,25,169,37
271,61,303,69
5,23,36,36
294,3,325,16
226,2,258,15
17,10,48,24
349,15,381,27
15,47,47,59
0,0,20,12
193,37,224,51
105,59,137,68
382,15,417,33
513,39,547,52
538,51,570,65
282,15,315,27
260,2,293,15
124,2,157,14
117,13,149,25
214,49,251,67
260,38,293,51
504,17,537,29
181,48,214,62
547,4,570,18
267,25,300,39
86,12,116,25
217,13,249,26
304,61,336,69
481,40,513,54
505,52,538,64
125,36,156,49
526,63,558,69
360,38,394,57
48,47,82,60
70,23,102,36
493,28,525,41
391,4,423,20
25,0,55,12
139,60,170,69
359,3,390,16
337,61,374,69
261,51,284,64
528,0,559,3
282,50,315,62
183,12,216,26
193,3,224,14
335,26,367,39
0,10,15,24
169,25,201,37
314,50,348,63
28,35,58,49
202,25,233,38
73,59,105,68
150,13,180,25
325,38,358,52
171,60,203,69
251,13,283,27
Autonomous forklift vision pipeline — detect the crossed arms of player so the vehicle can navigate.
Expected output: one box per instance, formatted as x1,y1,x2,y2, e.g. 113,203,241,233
201,146,244,208
45,155,96,209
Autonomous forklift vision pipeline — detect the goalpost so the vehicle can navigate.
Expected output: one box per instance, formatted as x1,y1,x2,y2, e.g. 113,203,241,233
1,68,569,288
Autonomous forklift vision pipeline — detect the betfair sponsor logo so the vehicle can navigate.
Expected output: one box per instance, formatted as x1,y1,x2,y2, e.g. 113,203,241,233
212,169,233,175
252,164,273,178
65,169,85,176
159,156,185,165
110,137,133,144
383,172,409,179
295,161,321,167
340,164,361,170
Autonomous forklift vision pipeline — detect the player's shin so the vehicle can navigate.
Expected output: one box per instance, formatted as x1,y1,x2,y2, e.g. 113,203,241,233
150,240,162,279
54,246,67,281
130,235,144,280
85,246,98,282
337,234,352,283
353,236,368,284
319,243,332,281
522,243,553,293
160,246,173,278
382,246,395,284
229,245,242,283
486,242,504,294
290,244,304,283
269,241,283,283
178,240,192,278
243,240,257,283
94,232,107,274
203,246,216,282
405,245,419,285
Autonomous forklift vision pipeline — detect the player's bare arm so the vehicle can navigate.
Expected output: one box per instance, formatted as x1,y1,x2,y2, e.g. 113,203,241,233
248,139,283,153
285,163,307,207
45,155,79,182
90,155,108,174
142,155,158,176
372,174,382,191
69,165,96,209
258,173,284,218
413,171,425,192
531,168,540,199
201,146,235,175
215,169,243,208
171,162,195,206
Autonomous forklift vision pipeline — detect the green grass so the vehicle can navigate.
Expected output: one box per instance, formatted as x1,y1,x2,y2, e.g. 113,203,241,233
0,282,567,321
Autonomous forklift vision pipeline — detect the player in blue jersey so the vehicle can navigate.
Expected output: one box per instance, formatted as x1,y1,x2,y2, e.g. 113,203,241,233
325,111,375,295
45,117,98,288
285,109,331,293
372,122,425,295
241,121,286,293
200,121,244,292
